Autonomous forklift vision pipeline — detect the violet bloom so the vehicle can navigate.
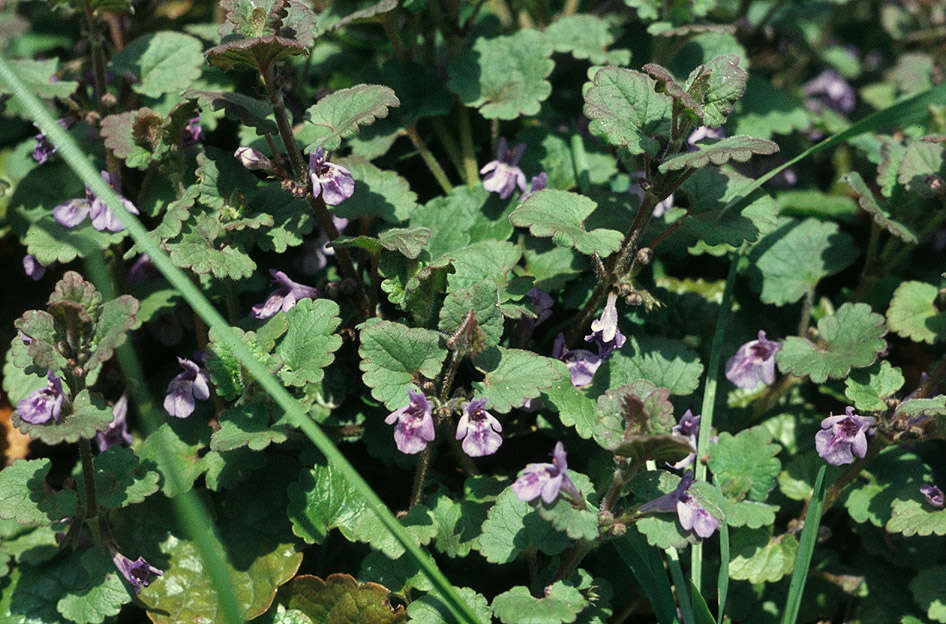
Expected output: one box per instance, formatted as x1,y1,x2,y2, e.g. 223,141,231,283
687,125,725,149
163,357,211,419
553,333,602,388
520,172,547,202
95,395,133,452
17,371,66,425
234,146,275,172
296,215,350,275
53,170,139,233
112,552,162,593
23,254,46,280
814,407,876,466
669,409,701,470
921,484,944,508
181,116,203,146
32,119,70,164
309,146,355,206
637,471,717,538
725,330,782,390
803,69,855,114
456,398,502,457
126,254,159,286
511,441,580,504
251,269,317,319
585,292,626,358
518,287,553,344
480,137,527,200
384,390,436,454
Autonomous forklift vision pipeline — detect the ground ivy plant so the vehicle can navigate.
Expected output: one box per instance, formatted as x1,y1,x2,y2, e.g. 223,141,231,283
1,0,945,623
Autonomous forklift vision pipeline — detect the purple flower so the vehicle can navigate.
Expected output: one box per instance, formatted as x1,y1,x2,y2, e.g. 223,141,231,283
53,170,139,232
687,125,725,149
480,137,527,200
669,409,701,470
921,484,944,508
295,216,350,275
384,390,436,454
23,254,46,280
126,254,159,286
17,371,66,425
585,292,626,358
95,395,133,452
637,471,717,538
32,119,70,164
181,116,203,146
112,552,162,593
309,146,355,206
518,287,553,344
629,171,674,218
553,333,602,387
511,442,580,504
814,407,876,465
251,269,317,319
234,146,275,172
163,357,211,419
456,398,502,457
803,69,855,114
520,172,547,202
725,330,782,390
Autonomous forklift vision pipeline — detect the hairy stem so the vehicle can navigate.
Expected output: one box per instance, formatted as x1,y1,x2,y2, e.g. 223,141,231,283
410,445,434,508
79,439,99,520
798,285,815,337
307,194,370,318
82,0,108,103
406,123,454,194
458,105,480,185
260,63,307,182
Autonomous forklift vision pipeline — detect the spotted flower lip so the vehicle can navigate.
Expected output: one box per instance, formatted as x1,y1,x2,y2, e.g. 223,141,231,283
163,357,211,419
456,398,503,457
17,371,66,425
385,390,436,454
725,330,782,390
112,552,162,593
920,484,944,508
511,442,580,504
309,146,355,206
668,409,701,470
814,407,876,465
553,333,602,388
52,170,139,233
480,137,528,200
636,470,717,538
585,292,626,357
251,269,317,319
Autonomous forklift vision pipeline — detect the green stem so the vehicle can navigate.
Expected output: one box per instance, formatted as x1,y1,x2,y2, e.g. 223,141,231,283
406,123,454,194
798,285,815,337
851,222,881,302
570,132,591,195
431,118,465,177
260,63,307,182
561,0,580,17
79,438,99,521
458,105,480,185
525,551,542,597
81,0,107,103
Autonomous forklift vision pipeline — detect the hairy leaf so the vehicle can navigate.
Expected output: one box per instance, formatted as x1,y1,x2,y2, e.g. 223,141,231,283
0,459,77,527
14,390,115,446
708,427,781,502
844,361,905,412
509,189,623,256
183,89,277,135
109,32,204,98
332,156,417,222
728,527,797,584
277,299,343,387
659,136,777,173
605,335,704,396
477,489,570,563
842,172,917,243
584,67,671,155
491,582,588,624
278,574,406,623
545,15,630,65
471,348,562,413
359,320,447,410
887,281,946,345
302,85,400,152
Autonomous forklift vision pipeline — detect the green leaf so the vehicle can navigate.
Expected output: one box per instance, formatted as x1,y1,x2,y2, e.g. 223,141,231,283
731,75,809,140
373,61,451,125
684,54,747,127
206,35,306,72
477,488,570,563
887,498,946,537
728,527,797,584
439,280,503,351
842,172,917,243
331,157,417,223
277,574,407,623
183,89,277,135
658,136,778,173
222,0,316,46
751,218,858,306
100,108,164,170
887,280,946,344
605,335,704,396
583,67,671,155
708,426,781,502
844,361,905,412
276,299,343,387
427,479,500,559
897,140,945,197
351,505,437,559
509,190,624,256
593,380,677,454
302,85,400,152
358,551,431,596
491,582,588,624
448,30,554,120
410,186,502,260
210,401,288,451
109,32,204,98
166,209,257,280
535,472,599,541
407,587,491,624
844,450,930,527
541,362,598,439
776,302,888,383
545,15,630,65
23,216,125,266
375,227,431,259
86,447,160,510
14,309,68,373
14,390,115,446
55,548,130,624
85,295,139,375
287,460,368,544
358,321,447,410
247,185,316,253
909,565,946,624
136,419,211,497
0,59,77,107
0,459,77,527
446,240,521,293
471,348,562,413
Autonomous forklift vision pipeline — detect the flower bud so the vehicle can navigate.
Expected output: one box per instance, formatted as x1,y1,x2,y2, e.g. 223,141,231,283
234,146,275,172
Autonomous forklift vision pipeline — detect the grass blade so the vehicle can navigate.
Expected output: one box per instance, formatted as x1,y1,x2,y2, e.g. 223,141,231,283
614,532,680,624
0,53,484,624
667,548,695,624
689,581,717,624
716,501,730,622
780,464,828,624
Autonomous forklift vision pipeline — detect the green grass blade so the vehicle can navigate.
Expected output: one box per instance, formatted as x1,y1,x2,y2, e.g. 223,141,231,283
688,581,717,624
667,548,695,624
780,464,828,624
716,498,730,622
614,533,680,624
0,53,485,624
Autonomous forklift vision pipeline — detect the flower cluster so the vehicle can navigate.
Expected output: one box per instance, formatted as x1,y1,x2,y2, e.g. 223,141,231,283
814,406,875,465
511,442,580,504
385,390,436,454
553,292,625,387
725,330,782,390
163,357,211,419
637,471,717,539
53,170,140,233
251,269,317,319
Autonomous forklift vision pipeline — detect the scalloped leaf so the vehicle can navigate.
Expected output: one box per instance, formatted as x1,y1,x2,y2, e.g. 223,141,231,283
276,299,342,387
471,348,561,413
84,447,160,510
691,482,777,528
658,136,777,173
278,574,406,623
679,166,780,247
439,280,503,352
287,460,366,545
222,0,316,46
206,35,306,72
302,85,400,152
844,361,905,412
897,140,945,197
752,218,858,306
708,426,781,502
728,527,797,584
477,488,570,564
85,295,139,375
584,67,671,155
406,587,492,624
100,109,164,170
136,419,211,497
887,498,946,537
350,505,437,560
843,450,929,527
109,32,204,98
776,302,888,383
448,30,554,120
183,89,277,135
604,335,704,396
629,471,700,550
24,217,125,266
0,59,78,111
644,63,701,117
535,472,599,541
331,156,417,223
447,240,521,293
15,309,68,373
684,54,747,127
491,582,588,624
509,190,623,257
541,362,598,439
545,15,630,65
842,172,917,243
210,401,288,452
0,459,77,526
14,390,115,446
358,320,447,410
166,210,257,280
887,281,946,345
